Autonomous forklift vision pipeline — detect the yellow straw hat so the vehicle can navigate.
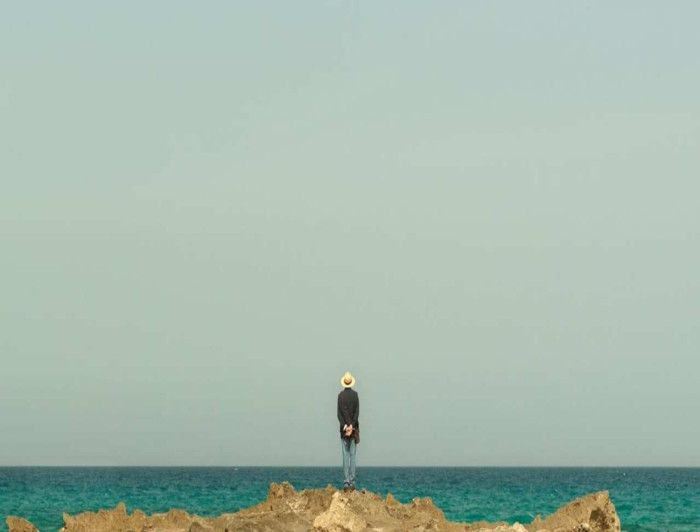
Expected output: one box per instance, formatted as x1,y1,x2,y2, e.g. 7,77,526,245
341,372,356,388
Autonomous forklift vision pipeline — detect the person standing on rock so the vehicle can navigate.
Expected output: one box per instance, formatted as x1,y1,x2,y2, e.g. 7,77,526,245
337,371,360,491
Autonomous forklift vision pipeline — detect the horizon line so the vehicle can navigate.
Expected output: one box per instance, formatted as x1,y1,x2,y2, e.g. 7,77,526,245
2,465,698,469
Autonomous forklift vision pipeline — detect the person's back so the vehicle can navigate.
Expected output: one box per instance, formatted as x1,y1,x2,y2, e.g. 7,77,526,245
337,388,359,435
337,372,360,491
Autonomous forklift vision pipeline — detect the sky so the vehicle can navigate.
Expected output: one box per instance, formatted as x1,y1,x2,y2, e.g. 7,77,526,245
2,2,699,467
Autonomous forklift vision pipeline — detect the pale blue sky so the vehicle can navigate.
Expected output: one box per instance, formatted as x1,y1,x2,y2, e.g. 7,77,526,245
2,2,699,466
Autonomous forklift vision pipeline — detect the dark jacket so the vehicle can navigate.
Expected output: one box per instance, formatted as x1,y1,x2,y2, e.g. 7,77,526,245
337,388,359,439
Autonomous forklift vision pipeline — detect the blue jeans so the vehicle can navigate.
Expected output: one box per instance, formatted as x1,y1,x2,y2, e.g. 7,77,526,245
341,438,356,487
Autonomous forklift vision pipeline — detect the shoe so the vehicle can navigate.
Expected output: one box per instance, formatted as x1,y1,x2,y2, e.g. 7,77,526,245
349,485,356,492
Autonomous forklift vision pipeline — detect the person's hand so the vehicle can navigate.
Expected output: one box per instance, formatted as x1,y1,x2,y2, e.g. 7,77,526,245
344,425,353,437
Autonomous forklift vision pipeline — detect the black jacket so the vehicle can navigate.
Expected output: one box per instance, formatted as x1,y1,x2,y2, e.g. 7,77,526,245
337,388,359,438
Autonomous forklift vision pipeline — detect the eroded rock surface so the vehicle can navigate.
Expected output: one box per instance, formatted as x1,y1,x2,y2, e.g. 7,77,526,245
5,517,39,532
528,490,621,532
6,482,621,532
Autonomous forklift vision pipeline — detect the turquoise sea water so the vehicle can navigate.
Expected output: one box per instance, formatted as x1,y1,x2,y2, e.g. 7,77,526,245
1,467,698,532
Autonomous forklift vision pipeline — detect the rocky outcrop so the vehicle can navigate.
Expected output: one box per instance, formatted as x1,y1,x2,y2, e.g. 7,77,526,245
6,483,621,532
528,490,621,532
5,517,38,532
55,502,212,532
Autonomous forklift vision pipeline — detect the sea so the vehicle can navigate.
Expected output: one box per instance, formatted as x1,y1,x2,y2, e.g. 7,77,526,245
1,467,698,532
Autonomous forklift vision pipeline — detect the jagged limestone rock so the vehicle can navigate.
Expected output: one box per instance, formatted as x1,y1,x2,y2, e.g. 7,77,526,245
6,516,39,532
313,491,369,532
529,491,621,532
9,483,620,532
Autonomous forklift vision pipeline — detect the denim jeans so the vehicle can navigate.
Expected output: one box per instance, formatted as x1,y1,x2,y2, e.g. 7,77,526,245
341,437,356,487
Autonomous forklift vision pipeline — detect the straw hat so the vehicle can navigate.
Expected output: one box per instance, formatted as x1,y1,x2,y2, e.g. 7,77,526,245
341,372,356,388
